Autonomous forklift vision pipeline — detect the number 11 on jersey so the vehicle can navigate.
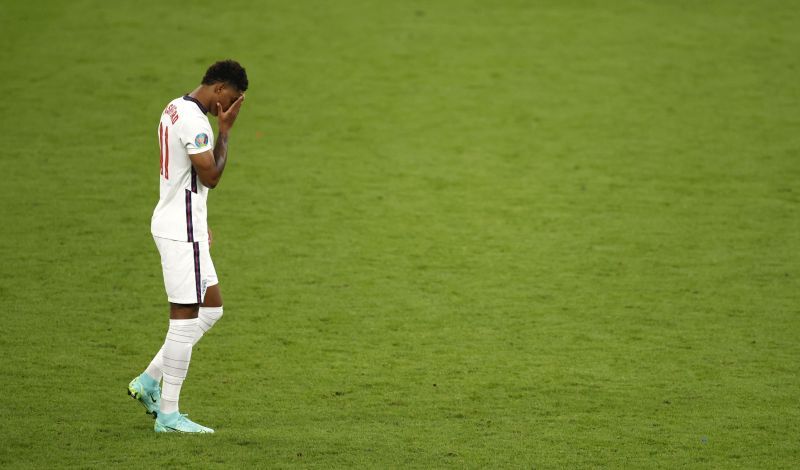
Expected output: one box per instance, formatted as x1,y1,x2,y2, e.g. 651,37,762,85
159,122,170,179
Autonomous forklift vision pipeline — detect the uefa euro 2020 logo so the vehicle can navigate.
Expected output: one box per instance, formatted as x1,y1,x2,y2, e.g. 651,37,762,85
195,133,209,148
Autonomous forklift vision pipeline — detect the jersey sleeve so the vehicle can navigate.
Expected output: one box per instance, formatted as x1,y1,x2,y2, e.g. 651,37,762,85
179,117,214,155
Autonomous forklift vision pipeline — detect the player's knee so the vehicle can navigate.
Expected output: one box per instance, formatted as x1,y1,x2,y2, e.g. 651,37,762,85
200,305,223,322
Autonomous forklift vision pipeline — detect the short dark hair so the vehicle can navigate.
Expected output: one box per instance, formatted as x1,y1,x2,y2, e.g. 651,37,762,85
202,59,248,92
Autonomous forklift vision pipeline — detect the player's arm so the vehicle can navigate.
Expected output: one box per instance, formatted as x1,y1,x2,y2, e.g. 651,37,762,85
189,95,245,189
189,143,225,189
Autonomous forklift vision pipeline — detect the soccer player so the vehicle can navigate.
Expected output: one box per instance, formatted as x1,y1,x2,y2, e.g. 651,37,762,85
127,60,248,433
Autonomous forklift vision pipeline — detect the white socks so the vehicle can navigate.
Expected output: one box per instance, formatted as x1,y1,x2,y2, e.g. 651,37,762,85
144,347,165,382
144,307,224,381
160,318,197,414
196,306,224,343
142,306,224,415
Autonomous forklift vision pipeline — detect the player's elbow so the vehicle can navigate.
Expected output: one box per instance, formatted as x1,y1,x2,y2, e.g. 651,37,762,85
198,173,220,189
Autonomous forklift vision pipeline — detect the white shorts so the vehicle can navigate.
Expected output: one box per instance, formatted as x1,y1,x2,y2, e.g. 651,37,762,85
154,236,218,304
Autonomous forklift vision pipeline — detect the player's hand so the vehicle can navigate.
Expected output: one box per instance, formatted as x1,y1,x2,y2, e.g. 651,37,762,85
208,228,213,247
217,94,245,133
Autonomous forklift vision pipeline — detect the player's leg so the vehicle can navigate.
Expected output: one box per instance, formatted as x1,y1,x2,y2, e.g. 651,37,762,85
203,284,222,308
139,241,221,389
129,238,196,418
197,283,223,343
128,303,198,418
130,315,203,422
154,301,213,433
130,238,213,432
154,240,218,432
159,302,199,415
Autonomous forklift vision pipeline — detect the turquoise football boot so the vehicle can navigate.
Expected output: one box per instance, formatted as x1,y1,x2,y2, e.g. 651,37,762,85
154,411,215,433
127,373,161,418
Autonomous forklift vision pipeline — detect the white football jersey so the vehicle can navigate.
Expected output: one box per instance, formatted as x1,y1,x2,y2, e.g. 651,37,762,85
151,95,214,242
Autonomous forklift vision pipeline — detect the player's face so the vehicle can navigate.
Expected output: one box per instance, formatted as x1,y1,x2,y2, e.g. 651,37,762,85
212,84,243,116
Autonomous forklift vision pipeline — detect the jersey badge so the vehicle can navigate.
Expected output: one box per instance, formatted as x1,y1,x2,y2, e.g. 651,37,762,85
195,133,209,147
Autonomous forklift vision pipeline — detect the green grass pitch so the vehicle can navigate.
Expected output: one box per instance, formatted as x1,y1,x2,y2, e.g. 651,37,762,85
1,0,799,467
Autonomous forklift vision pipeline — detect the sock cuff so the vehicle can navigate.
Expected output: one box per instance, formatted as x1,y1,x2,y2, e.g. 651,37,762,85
169,318,198,327
199,306,223,320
